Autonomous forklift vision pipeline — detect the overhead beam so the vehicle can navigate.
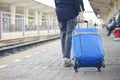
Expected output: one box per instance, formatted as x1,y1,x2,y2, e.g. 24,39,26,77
89,0,120,23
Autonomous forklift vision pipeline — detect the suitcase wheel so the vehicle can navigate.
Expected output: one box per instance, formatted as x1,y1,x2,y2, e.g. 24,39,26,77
74,66,78,73
97,67,101,72
73,58,80,73
97,61,105,72
101,61,105,68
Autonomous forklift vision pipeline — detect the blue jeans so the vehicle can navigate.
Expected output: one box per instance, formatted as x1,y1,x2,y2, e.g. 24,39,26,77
58,17,77,59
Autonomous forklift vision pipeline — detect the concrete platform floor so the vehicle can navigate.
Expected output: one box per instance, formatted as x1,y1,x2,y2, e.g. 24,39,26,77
0,29,120,80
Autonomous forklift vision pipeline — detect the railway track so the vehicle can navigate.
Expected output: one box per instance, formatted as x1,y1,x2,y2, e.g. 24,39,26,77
0,37,60,57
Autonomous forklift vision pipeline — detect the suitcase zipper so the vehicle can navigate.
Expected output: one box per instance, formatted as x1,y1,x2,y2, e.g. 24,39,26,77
79,35,83,53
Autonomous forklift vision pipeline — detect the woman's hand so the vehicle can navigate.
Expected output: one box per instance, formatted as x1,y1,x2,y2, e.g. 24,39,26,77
79,11,84,23
79,6,84,23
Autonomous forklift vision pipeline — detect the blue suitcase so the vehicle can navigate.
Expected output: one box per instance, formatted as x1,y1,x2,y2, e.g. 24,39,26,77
72,28,105,72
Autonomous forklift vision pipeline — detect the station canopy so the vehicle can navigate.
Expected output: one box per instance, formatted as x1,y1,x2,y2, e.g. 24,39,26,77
89,0,120,23
0,0,55,15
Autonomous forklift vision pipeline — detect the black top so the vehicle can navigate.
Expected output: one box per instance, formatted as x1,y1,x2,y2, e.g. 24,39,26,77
54,0,85,22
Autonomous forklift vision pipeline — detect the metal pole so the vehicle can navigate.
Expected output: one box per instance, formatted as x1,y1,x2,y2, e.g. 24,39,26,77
23,16,25,37
0,13,2,40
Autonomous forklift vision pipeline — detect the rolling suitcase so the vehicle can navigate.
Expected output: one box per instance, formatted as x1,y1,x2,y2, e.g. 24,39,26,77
114,28,120,38
72,28,105,72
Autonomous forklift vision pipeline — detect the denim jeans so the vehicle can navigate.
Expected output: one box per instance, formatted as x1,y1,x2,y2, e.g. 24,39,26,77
58,17,77,58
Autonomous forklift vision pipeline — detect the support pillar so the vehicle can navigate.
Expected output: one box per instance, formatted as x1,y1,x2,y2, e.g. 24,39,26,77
10,5,16,32
24,8,29,36
35,10,39,35
47,14,51,34
0,13,2,39
52,17,56,32
38,11,42,35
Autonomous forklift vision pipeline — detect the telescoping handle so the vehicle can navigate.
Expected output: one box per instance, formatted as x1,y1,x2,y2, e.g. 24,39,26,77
77,20,89,28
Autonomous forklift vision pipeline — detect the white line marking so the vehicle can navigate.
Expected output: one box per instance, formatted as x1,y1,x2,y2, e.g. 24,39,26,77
0,65,8,68
13,59,21,62
25,55,31,58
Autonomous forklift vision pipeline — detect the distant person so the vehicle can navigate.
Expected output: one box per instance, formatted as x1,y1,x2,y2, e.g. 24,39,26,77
106,19,112,31
94,23,97,28
107,17,119,36
54,0,85,67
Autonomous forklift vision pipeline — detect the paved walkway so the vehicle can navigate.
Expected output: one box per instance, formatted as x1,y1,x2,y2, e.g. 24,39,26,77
2,30,59,40
0,29,120,80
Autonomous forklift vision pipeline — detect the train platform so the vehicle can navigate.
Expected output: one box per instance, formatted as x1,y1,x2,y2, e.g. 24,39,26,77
0,30,60,48
0,29,120,80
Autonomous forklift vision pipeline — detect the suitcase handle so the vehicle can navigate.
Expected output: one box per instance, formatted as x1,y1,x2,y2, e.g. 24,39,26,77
77,20,88,28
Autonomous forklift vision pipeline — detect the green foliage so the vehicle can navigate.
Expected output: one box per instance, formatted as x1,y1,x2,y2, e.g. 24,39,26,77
28,18,34,25
117,14,120,24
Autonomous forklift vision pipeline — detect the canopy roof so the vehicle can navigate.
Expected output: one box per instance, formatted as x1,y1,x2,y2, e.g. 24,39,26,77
89,0,120,23
0,0,55,15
